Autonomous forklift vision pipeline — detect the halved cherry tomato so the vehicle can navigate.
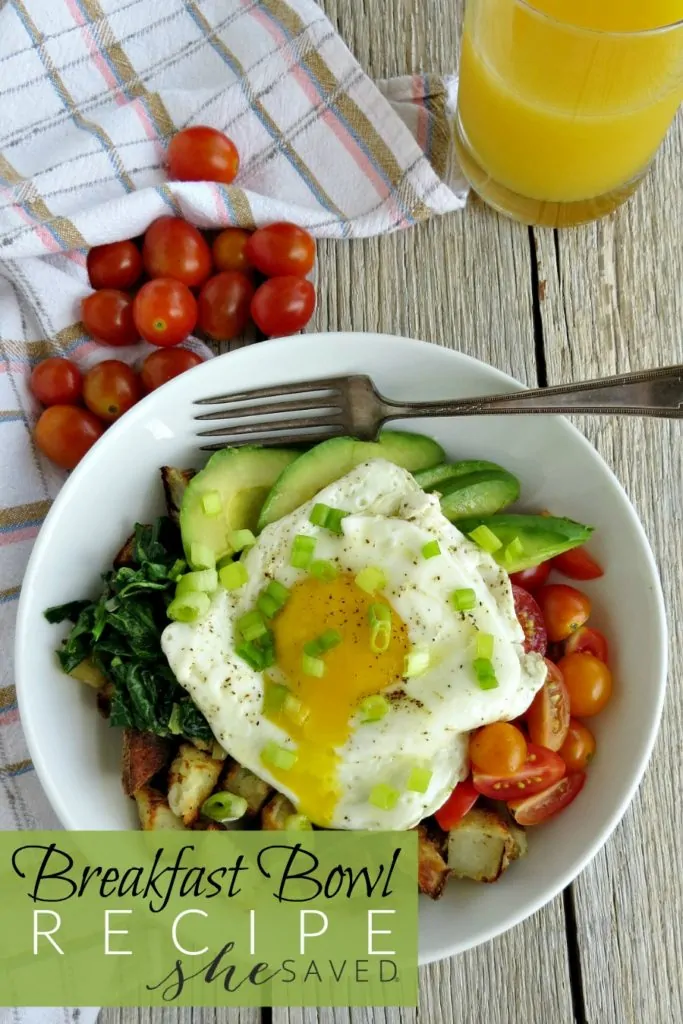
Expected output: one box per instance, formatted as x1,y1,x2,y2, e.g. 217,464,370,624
197,271,255,340
140,348,203,392
133,279,197,346
512,584,548,655
472,743,565,800
87,240,143,290
34,405,104,469
142,217,212,288
246,222,316,278
553,546,604,581
558,651,613,717
509,561,551,592
30,357,82,406
434,779,479,831
82,289,139,347
251,276,315,336
560,719,596,772
509,771,586,826
469,722,528,776
212,228,253,273
564,625,608,663
526,659,570,752
536,583,591,642
83,360,141,423
167,126,239,184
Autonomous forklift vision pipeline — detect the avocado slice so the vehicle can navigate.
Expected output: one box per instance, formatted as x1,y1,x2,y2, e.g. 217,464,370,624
180,446,299,563
257,431,444,529
414,459,508,492
439,469,520,521
457,513,593,572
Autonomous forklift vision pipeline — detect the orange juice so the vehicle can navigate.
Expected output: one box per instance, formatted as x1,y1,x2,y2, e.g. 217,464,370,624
456,0,683,224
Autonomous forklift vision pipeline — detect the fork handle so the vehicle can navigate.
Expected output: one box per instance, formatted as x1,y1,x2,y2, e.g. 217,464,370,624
381,365,683,421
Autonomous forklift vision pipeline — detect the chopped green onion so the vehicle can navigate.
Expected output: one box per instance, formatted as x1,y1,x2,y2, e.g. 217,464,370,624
176,568,218,595
310,559,338,582
369,605,392,653
284,694,310,725
263,682,289,716
219,561,249,591
469,525,503,554
237,609,268,642
476,633,495,659
167,704,182,735
256,631,276,670
309,502,331,527
326,508,349,535
201,491,222,517
304,629,342,657
355,566,387,594
236,641,265,671
265,579,290,607
422,540,441,559
229,529,256,552
360,694,389,722
404,647,430,678
369,783,400,811
302,653,326,678
261,741,298,771
286,814,313,830
257,592,281,619
169,558,187,581
504,536,524,565
452,587,476,611
407,766,433,794
189,542,216,570
167,591,210,623
201,791,248,823
368,602,391,625
290,534,316,569
473,657,499,690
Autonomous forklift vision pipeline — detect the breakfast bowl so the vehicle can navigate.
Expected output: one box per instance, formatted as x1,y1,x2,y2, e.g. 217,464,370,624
15,332,667,964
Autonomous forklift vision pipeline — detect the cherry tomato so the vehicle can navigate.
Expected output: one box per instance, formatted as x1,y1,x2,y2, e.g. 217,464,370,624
142,217,213,288
526,660,570,752
509,772,586,826
509,561,551,592
82,360,141,423
560,719,597,772
553,546,604,581
167,126,239,184
197,271,255,341
212,228,253,273
30,358,82,406
558,651,613,717
87,240,143,290
512,584,548,655
434,780,479,831
140,348,203,392
133,279,197,347
472,743,566,800
82,289,139,347
469,722,528,777
564,625,609,663
251,276,315,336
246,222,316,278
34,405,104,470
536,583,591,642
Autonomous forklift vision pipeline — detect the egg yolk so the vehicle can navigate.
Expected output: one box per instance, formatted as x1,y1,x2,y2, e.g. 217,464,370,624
265,572,410,825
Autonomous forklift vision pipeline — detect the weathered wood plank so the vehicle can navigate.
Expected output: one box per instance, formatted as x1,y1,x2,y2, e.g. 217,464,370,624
100,1009,259,1024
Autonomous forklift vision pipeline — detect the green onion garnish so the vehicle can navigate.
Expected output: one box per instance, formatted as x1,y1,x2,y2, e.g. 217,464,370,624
326,508,349,535
257,632,276,670
355,566,387,594
235,641,264,670
407,766,433,794
237,609,268,642
167,591,210,623
469,525,503,554
473,657,499,690
284,694,310,725
504,536,524,565
290,534,316,569
201,491,222,517
169,558,187,581
189,542,216,570
404,647,430,678
368,604,392,653
266,579,290,607
368,602,391,625
167,704,182,735
369,783,400,811
452,587,476,611
257,592,280,619
229,529,256,552
304,629,342,656
477,632,494,659
360,694,389,722
422,540,441,559
302,653,325,678
201,791,248,822
263,682,289,715
176,568,218,595
219,562,248,591
285,814,313,830
309,502,331,527
310,559,338,582
261,742,298,772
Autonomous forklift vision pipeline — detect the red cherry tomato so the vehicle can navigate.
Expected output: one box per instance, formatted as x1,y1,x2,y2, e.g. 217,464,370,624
536,584,591,642
560,720,596,772
564,625,609,663
246,222,316,278
87,240,143,290
526,659,571,752
82,360,141,423
434,779,479,831
552,546,604,581
34,405,104,470
512,584,548,655
140,348,204,392
558,651,613,717
472,743,566,800
509,561,551,592
30,358,82,406
251,276,315,337
82,289,139,347
197,271,255,341
509,772,586,826
167,126,239,184
142,217,213,288
212,228,253,274
133,279,197,347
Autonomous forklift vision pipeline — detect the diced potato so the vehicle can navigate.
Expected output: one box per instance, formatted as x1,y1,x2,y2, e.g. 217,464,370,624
135,785,186,831
121,728,172,796
447,808,522,883
70,658,108,690
186,736,228,761
492,802,528,867
417,824,450,900
113,533,136,568
219,760,273,817
192,820,225,831
167,742,223,825
161,466,195,524
261,793,296,830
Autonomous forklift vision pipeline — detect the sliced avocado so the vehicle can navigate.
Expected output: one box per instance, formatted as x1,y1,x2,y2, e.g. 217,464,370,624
180,446,299,563
439,469,520,521
457,513,593,572
414,459,512,492
257,431,444,529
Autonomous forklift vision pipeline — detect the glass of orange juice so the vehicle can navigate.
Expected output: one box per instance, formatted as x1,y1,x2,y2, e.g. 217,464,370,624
455,0,683,227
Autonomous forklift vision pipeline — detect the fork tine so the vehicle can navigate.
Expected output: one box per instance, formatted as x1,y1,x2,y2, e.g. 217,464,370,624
194,375,345,406
194,394,341,422
197,413,345,438
199,427,343,451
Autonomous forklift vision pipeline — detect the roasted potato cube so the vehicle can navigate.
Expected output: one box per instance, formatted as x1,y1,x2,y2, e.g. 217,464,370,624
447,808,521,883
70,658,108,690
187,736,227,761
122,728,172,796
161,466,195,523
192,820,225,831
220,760,273,817
261,793,296,830
417,824,450,900
135,785,186,831
168,742,223,825
113,533,136,568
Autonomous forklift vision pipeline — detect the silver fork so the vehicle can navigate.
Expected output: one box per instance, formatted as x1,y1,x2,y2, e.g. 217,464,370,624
193,364,683,450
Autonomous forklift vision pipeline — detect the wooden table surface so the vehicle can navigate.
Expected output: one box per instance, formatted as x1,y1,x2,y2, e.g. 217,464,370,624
103,1,683,1021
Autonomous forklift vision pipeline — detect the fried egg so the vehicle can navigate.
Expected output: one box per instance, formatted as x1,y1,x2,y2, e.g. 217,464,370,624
161,460,546,830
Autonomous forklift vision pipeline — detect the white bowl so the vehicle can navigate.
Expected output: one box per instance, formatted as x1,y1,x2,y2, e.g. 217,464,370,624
15,332,667,964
